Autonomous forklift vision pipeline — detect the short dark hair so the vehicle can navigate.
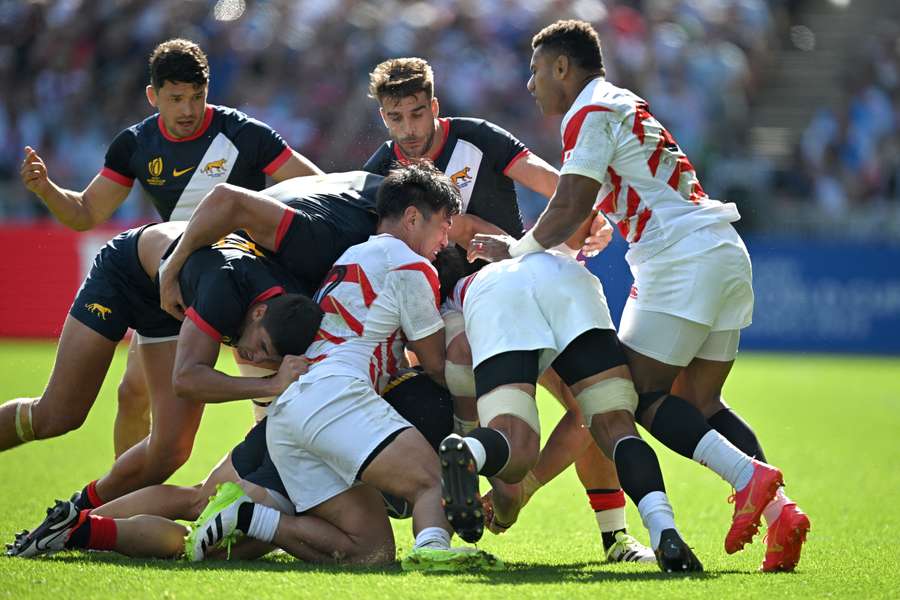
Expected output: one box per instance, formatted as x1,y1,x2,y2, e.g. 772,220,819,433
532,20,605,75
376,162,461,222
260,294,324,357
434,248,467,305
368,58,435,104
149,39,209,89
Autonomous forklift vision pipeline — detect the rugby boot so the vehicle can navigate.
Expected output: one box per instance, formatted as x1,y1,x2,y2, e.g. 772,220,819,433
605,531,656,564
7,499,79,557
401,546,504,572
725,461,783,554
185,482,248,561
438,434,483,543
761,503,810,572
655,528,703,573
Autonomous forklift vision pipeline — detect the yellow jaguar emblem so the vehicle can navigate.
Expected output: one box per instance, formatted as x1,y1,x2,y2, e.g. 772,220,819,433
450,166,472,188
85,303,112,320
202,158,228,176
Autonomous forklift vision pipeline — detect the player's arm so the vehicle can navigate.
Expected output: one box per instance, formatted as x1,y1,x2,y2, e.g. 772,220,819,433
449,213,507,248
159,184,286,318
393,264,447,387
172,318,303,404
504,151,559,199
406,330,447,388
20,146,131,231
269,150,324,180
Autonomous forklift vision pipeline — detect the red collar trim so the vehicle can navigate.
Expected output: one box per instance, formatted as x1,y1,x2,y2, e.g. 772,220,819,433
392,118,450,165
158,105,214,142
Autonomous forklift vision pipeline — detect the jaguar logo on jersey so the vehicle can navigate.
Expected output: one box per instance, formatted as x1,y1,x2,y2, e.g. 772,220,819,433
449,166,473,189
202,158,228,177
147,157,166,186
85,303,112,320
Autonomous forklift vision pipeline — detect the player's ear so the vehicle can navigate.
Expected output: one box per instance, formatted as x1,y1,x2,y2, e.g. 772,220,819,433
378,107,390,129
554,54,569,80
146,85,158,108
403,204,419,228
431,97,440,118
252,302,268,321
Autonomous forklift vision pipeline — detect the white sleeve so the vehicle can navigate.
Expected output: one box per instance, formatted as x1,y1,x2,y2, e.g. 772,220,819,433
389,266,445,341
560,111,616,183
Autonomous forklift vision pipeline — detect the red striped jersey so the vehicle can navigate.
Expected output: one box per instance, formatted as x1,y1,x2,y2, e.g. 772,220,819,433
303,234,444,393
560,78,740,265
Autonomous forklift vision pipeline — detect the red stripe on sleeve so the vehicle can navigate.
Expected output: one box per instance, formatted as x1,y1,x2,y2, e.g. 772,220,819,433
185,307,223,342
394,262,440,308
100,168,134,187
263,146,293,175
273,208,295,252
502,148,531,175
562,105,613,156
251,286,284,305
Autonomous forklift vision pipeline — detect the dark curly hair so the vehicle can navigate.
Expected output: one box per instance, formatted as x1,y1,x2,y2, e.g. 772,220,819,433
532,20,605,75
149,39,209,89
376,162,461,222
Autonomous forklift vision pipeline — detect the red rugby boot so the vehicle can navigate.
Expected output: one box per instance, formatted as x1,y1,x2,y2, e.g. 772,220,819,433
761,503,810,572
725,461,783,554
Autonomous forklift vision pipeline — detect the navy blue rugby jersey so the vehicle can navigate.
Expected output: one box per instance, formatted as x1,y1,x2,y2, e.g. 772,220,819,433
177,234,306,345
265,171,381,290
101,105,292,221
363,117,530,241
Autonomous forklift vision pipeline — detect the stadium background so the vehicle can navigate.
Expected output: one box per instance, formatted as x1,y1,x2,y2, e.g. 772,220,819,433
0,0,898,352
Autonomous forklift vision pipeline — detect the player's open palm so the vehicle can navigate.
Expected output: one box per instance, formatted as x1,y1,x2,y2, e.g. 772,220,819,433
20,146,51,196
468,233,514,263
272,355,310,393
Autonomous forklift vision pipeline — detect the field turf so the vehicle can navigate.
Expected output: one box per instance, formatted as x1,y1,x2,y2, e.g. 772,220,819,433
0,341,897,598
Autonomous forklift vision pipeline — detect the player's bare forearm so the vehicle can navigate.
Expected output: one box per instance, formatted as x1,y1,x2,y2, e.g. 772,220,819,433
37,184,96,231
271,150,324,179
532,174,601,249
506,151,560,200
172,364,282,404
407,331,447,388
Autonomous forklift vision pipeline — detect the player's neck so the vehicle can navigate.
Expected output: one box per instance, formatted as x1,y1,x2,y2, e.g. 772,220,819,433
566,73,604,107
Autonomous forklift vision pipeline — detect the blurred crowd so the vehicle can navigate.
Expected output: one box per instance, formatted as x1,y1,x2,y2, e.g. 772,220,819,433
0,0,896,235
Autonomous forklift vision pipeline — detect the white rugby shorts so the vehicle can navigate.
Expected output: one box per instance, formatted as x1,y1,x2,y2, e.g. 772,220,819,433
464,252,615,373
266,374,411,513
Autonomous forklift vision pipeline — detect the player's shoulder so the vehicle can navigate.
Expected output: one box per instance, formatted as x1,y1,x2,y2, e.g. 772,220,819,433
214,104,277,135
363,142,395,174
450,117,514,141
566,79,642,123
119,113,158,144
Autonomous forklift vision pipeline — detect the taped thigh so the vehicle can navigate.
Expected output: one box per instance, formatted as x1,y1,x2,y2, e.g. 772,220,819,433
575,377,639,427
477,387,540,435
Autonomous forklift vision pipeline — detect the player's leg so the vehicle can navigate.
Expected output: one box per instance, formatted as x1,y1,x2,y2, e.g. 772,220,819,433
0,315,116,451
113,335,151,457
84,340,203,507
620,308,784,553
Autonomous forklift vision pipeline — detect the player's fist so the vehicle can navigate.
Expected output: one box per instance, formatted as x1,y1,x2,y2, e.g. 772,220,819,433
158,257,186,321
468,233,514,263
272,355,310,393
582,212,614,257
20,146,51,196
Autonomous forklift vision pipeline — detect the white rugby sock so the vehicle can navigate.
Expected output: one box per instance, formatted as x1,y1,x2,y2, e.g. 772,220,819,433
462,437,487,472
637,491,677,550
693,430,755,490
763,487,791,525
413,527,451,550
246,504,280,543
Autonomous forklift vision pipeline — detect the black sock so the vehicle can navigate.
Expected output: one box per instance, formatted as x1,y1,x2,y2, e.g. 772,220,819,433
64,513,90,549
613,437,666,506
466,428,510,477
648,394,712,459
73,483,98,512
708,408,767,463
236,502,255,534
601,528,627,551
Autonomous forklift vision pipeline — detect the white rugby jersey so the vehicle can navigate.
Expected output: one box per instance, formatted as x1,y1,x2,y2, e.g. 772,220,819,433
560,78,740,265
303,234,444,392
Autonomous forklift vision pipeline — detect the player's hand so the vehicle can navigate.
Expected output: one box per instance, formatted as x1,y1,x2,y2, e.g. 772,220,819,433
271,355,310,393
467,233,514,263
20,146,51,197
581,212,613,257
158,257,186,320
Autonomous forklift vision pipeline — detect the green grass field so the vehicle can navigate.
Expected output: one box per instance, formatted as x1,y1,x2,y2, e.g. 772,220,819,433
0,341,897,599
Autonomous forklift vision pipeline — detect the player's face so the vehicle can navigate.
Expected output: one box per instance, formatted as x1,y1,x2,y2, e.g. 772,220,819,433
527,46,565,116
380,92,440,159
147,81,208,139
408,207,452,261
235,317,281,368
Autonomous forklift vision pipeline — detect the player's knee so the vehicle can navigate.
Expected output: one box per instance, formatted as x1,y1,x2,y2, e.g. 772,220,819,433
575,377,639,428
352,532,396,566
117,374,149,415
149,438,194,478
31,398,87,439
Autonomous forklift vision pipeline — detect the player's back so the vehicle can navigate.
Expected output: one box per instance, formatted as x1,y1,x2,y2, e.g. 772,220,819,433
562,79,739,265
304,234,441,392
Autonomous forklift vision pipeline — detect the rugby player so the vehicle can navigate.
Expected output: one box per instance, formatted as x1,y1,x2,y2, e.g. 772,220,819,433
186,164,500,572
7,371,452,565
2,222,322,554
363,57,651,563
470,20,810,572
20,39,322,456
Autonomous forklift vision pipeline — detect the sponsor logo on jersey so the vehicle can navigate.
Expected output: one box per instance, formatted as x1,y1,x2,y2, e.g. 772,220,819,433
85,303,112,320
449,166,473,189
172,166,195,177
629,285,638,299
147,157,166,186
202,158,228,177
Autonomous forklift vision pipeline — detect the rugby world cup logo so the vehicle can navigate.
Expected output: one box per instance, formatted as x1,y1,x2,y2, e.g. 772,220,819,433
147,157,165,185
